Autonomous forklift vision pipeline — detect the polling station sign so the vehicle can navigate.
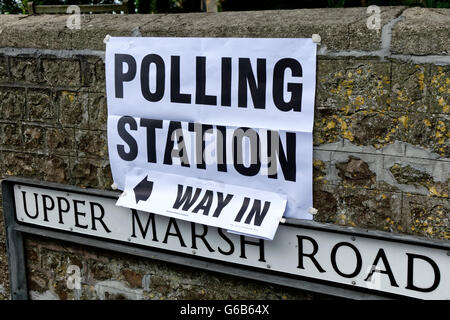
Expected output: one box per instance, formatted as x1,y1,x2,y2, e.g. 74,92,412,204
105,37,317,239
7,179,450,300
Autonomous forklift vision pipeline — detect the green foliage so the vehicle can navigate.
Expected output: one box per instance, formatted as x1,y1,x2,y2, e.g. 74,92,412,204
0,0,21,13
327,0,346,7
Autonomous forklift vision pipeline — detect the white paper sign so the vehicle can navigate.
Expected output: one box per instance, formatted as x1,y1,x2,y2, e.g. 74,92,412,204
116,169,287,240
105,37,317,237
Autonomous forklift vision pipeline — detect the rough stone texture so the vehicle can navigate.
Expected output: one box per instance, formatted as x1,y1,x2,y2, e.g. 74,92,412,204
82,57,106,93
9,56,39,84
428,65,450,115
87,93,107,130
0,8,449,300
23,125,45,151
0,123,22,149
0,7,409,52
41,58,81,87
57,91,89,128
46,127,75,156
0,55,8,83
0,15,71,50
27,89,57,123
23,235,330,300
75,130,108,158
0,88,25,120
392,7,450,55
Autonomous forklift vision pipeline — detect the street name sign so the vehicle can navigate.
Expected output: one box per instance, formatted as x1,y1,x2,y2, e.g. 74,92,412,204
3,178,449,300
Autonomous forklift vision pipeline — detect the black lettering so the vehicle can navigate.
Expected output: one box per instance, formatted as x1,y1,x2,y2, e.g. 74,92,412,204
173,185,202,211
238,58,266,109
217,228,234,256
192,190,213,216
90,202,111,233
73,200,88,229
233,128,261,176
117,116,138,161
131,209,158,241
115,54,136,98
140,118,163,163
267,131,296,182
364,248,399,287
191,223,215,252
195,57,217,106
212,192,233,218
234,197,250,223
240,236,266,262
405,253,441,293
56,196,70,224
41,194,54,222
22,191,39,219
216,126,227,172
170,56,191,104
331,242,362,278
162,218,186,247
141,54,165,102
244,200,270,227
221,57,232,107
296,235,326,273
163,121,189,167
272,58,302,112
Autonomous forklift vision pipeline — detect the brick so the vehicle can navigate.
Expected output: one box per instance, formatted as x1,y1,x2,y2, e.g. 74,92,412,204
82,57,106,93
0,87,25,120
0,123,22,149
121,269,144,289
40,155,70,184
57,91,89,128
329,152,382,189
70,157,112,189
316,58,391,112
381,156,431,195
428,65,449,115
23,125,45,151
9,56,39,84
349,111,408,148
88,93,107,130
46,127,75,156
27,89,56,122
314,109,408,149
402,194,449,240
0,55,8,82
89,261,113,281
406,114,449,158
312,149,331,184
2,152,42,179
75,130,107,158
41,58,81,87
313,184,404,233
312,184,338,223
390,62,428,113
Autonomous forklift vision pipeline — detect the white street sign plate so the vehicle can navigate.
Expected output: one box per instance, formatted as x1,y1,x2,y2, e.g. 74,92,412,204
13,183,450,300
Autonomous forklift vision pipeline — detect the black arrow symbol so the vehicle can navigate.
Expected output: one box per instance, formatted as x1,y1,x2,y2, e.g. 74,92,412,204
133,176,154,204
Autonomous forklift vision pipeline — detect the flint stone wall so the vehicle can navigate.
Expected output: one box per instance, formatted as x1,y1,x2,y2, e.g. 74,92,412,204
0,6,448,300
